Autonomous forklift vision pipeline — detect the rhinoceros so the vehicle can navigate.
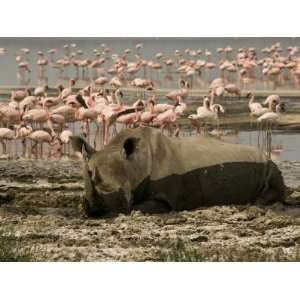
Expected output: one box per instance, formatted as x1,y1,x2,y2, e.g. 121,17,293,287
71,127,286,217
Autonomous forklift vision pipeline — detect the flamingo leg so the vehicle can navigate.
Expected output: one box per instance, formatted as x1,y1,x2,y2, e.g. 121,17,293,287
7,140,10,158
31,141,38,160
40,142,43,159
196,124,201,135
1,140,6,155
174,123,180,137
168,124,173,136
249,115,253,145
47,142,52,159
104,120,110,146
86,120,90,144
114,123,118,136
94,123,99,149
102,120,106,148
14,139,18,159
21,139,26,157
160,123,166,135
262,123,265,152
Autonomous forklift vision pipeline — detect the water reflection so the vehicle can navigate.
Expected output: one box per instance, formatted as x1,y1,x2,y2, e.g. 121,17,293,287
221,130,298,161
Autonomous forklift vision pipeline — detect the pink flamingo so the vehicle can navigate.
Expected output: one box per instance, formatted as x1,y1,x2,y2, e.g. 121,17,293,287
94,76,109,86
0,127,16,157
11,87,32,102
0,105,21,126
224,83,241,99
166,80,190,101
153,102,180,136
34,84,48,98
61,79,76,100
19,96,38,114
26,129,54,159
37,51,48,77
139,98,157,125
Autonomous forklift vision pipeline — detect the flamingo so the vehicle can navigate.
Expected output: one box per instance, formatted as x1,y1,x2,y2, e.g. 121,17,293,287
116,109,141,128
247,91,262,113
37,52,48,78
34,85,48,98
139,98,157,126
188,99,224,135
152,99,174,114
257,103,285,157
11,88,32,102
52,128,73,158
22,107,50,129
166,80,190,101
15,123,34,157
109,76,123,89
75,99,99,146
61,79,76,100
0,127,16,157
28,130,53,159
95,76,109,86
257,103,284,123
0,105,21,126
224,83,241,99
264,94,280,106
19,96,38,114
174,95,187,116
153,101,180,136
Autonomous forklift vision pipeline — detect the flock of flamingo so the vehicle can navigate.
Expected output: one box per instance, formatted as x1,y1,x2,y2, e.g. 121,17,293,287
0,41,289,159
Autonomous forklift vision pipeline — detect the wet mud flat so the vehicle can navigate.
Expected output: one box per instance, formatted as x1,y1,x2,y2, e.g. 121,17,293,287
0,160,300,261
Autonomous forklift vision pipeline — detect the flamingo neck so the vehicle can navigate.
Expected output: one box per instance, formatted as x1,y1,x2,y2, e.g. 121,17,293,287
204,99,210,109
249,94,254,104
115,90,123,107
275,105,281,114
149,102,154,114
210,92,215,105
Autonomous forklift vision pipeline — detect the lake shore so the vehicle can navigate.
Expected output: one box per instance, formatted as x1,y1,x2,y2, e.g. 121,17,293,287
0,160,299,262
2,86,300,99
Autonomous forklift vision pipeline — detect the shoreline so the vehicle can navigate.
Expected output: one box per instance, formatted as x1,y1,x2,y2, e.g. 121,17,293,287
1,86,300,98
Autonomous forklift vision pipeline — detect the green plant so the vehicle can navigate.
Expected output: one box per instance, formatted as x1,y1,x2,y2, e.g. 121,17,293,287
154,238,300,262
155,238,206,262
0,229,36,262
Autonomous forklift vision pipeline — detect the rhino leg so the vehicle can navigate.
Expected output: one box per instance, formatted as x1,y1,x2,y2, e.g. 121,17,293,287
132,194,172,214
256,161,286,205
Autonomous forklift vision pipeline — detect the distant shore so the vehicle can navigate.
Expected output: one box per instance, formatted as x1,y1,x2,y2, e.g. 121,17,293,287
1,86,300,99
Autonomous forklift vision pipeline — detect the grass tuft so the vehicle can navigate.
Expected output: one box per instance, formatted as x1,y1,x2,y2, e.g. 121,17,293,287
154,238,300,262
0,229,37,262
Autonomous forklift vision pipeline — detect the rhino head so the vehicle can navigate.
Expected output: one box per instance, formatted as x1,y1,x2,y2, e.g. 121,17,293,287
71,129,152,217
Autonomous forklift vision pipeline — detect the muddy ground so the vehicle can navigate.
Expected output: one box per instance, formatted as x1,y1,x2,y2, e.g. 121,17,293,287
0,160,299,261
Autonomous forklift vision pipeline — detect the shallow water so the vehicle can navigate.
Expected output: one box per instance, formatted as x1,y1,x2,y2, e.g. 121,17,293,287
0,37,300,88
222,130,299,161
1,122,299,163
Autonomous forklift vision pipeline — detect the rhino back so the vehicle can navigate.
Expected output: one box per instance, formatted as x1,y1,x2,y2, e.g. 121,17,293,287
144,134,269,209
149,134,268,181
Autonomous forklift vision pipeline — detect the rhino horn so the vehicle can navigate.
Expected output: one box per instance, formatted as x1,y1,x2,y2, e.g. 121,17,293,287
82,162,106,217
70,136,95,160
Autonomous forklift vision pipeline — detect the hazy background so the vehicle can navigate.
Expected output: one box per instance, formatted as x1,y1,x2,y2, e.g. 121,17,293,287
0,37,299,86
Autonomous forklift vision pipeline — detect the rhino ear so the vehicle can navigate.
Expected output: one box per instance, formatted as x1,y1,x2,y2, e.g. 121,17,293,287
70,136,95,160
123,137,140,160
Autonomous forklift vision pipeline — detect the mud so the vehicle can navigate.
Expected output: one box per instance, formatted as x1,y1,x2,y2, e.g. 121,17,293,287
0,160,299,261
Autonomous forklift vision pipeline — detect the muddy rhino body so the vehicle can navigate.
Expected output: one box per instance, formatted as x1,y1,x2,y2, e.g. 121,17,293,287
72,127,286,217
